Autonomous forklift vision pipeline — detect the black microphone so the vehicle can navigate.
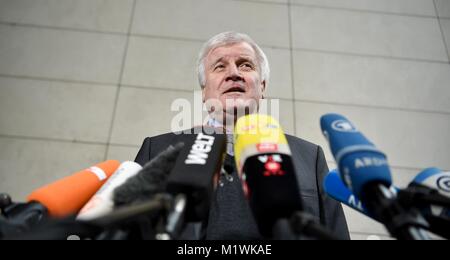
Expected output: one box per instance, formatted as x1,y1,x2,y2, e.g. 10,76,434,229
166,128,227,222
87,143,187,240
0,193,12,213
161,127,227,239
107,128,226,239
1,202,48,230
113,143,185,207
0,193,45,239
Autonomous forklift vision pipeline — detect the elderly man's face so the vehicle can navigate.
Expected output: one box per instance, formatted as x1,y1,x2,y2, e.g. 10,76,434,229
202,42,266,119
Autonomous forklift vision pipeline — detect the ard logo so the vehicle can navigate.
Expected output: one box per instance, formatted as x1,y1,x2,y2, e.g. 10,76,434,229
332,120,358,133
437,175,450,193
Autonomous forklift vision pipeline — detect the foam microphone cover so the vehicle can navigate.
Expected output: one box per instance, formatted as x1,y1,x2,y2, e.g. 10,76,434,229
27,160,120,217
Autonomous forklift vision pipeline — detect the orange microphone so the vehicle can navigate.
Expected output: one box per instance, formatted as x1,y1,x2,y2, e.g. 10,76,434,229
27,160,120,218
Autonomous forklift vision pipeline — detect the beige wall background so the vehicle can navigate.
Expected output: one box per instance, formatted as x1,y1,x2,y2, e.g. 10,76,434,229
0,0,449,240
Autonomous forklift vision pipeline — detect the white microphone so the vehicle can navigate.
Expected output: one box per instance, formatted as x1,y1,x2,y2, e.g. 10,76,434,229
77,161,142,221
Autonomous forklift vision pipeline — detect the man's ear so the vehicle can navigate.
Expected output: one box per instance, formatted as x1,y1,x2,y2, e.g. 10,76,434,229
202,88,206,103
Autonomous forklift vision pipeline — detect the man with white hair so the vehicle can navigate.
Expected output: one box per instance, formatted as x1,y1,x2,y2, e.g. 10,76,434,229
135,32,350,240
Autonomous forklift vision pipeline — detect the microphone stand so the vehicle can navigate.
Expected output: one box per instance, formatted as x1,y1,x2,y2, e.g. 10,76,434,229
397,187,450,239
0,194,50,239
90,193,174,240
155,194,187,240
363,184,431,240
424,215,450,239
3,194,174,240
398,186,450,209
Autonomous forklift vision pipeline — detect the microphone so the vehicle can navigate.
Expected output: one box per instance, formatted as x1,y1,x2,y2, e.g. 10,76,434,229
320,114,430,240
0,193,12,213
0,199,48,239
113,144,185,207
94,143,186,239
320,114,392,198
110,128,227,239
406,168,450,215
325,168,450,239
27,160,120,218
410,168,450,202
234,114,300,237
234,114,340,239
323,169,371,217
77,161,143,221
166,128,227,222
90,129,225,240
398,168,450,239
1,161,119,239
4,148,183,241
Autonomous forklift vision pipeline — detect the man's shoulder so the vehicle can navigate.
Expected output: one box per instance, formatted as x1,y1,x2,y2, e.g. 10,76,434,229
145,131,190,148
147,131,184,142
144,127,214,154
147,127,218,143
147,131,320,153
285,134,320,152
148,130,317,143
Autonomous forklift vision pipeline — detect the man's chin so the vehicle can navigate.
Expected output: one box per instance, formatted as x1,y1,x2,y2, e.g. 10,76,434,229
205,97,259,122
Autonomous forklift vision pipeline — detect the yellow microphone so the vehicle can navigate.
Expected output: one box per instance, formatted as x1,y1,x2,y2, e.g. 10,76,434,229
234,114,291,177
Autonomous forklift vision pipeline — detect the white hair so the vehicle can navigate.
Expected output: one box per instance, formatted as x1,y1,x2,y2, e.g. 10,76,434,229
197,32,270,89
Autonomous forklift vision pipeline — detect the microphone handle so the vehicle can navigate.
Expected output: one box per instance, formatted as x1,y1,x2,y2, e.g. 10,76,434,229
0,217,26,239
3,217,101,240
87,194,174,240
88,193,172,228
363,183,431,240
290,212,344,240
1,201,49,238
272,212,343,240
160,194,187,240
425,215,450,239
0,193,12,213
398,186,450,209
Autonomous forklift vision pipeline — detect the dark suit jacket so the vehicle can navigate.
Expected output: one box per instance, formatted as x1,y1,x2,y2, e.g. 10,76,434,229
135,129,350,240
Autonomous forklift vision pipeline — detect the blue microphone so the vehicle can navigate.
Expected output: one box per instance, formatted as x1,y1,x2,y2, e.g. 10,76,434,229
320,114,392,198
407,167,450,218
320,114,430,240
396,168,450,239
411,168,450,197
325,166,450,239
324,169,370,217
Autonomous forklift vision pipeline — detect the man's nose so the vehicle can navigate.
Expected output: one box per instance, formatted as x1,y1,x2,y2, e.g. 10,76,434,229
225,65,243,81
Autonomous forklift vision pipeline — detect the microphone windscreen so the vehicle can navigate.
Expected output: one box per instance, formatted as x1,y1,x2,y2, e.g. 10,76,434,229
234,114,302,236
77,161,143,221
320,113,392,198
113,143,185,207
234,114,291,177
411,168,450,199
324,169,369,216
166,127,227,221
27,160,120,217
